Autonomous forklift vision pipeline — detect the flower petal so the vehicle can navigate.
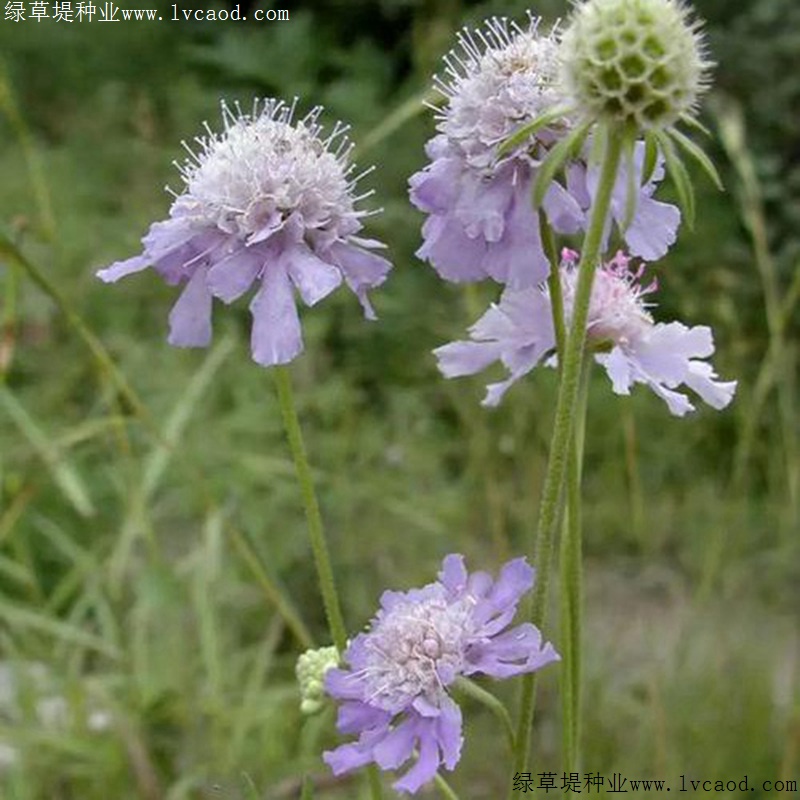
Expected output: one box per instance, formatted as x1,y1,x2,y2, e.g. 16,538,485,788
372,717,418,770
416,213,488,283
206,247,264,303
438,554,468,595
167,266,213,348
329,241,392,319
249,264,303,366
465,623,560,678
96,254,150,283
285,244,343,306
393,722,441,795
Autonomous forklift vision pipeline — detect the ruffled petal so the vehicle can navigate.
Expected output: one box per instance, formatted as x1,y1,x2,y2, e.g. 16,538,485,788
337,701,392,735
684,362,737,410
285,244,343,306
96,254,150,283
416,213,489,283
621,195,680,262
454,169,514,243
249,263,303,366
483,178,549,289
435,697,463,770
206,247,264,303
434,340,505,379
543,180,585,235
167,266,213,347
393,722,440,795
372,717,418,770
324,737,380,776
409,155,463,214
597,323,735,416
464,622,560,678
328,241,392,319
324,667,365,702
438,554,468,595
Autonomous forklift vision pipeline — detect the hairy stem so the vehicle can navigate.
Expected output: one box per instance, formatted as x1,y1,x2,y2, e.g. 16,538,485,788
559,357,590,774
273,365,348,652
511,129,623,789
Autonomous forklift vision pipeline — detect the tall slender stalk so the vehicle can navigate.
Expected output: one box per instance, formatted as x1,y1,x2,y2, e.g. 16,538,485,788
273,365,348,653
272,366,385,800
511,129,623,790
559,357,591,774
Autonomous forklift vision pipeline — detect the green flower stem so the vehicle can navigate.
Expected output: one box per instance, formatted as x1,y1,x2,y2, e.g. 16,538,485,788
273,365,348,653
273,367,384,800
455,677,515,753
511,129,623,789
559,356,591,775
367,766,384,800
434,772,463,800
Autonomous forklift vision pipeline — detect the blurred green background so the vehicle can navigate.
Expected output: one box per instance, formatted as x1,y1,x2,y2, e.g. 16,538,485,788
0,0,798,797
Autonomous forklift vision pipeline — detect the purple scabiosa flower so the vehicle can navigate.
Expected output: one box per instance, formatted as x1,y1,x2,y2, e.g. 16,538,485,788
97,99,391,366
323,554,558,794
435,249,737,415
409,15,584,289
409,14,682,288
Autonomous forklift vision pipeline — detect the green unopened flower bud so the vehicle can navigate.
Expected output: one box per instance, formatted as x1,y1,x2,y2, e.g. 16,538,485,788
296,646,338,716
559,0,709,131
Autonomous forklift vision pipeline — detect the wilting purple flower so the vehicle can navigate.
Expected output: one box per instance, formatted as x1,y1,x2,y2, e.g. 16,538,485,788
97,99,391,366
409,14,681,289
435,250,737,415
323,554,558,794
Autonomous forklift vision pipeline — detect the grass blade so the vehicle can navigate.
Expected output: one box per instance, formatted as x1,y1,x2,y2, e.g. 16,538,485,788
0,386,95,517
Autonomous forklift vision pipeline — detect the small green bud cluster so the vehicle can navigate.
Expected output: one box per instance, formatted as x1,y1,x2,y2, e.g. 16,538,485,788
559,0,708,130
296,646,339,715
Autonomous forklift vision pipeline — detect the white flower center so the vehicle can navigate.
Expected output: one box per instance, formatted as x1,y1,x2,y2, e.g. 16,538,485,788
436,18,565,168
175,100,361,240
359,593,474,711
562,255,654,346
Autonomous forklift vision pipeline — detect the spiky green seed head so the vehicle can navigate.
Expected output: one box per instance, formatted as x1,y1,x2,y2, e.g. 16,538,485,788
559,0,709,131
296,646,338,715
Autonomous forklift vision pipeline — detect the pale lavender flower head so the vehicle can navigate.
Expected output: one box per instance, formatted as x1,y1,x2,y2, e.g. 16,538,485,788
409,15,584,289
435,250,737,415
323,554,558,794
97,99,392,366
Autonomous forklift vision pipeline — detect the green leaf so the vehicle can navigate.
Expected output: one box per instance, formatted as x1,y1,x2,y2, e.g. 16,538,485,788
301,775,315,800
670,127,724,191
0,386,95,518
497,105,574,156
620,127,640,233
0,597,120,658
532,120,592,209
679,112,712,137
642,132,659,185
654,129,695,229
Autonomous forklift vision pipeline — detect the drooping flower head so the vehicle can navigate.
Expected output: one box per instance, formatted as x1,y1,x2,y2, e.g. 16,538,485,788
559,0,710,131
97,98,392,366
435,249,737,415
323,554,558,794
